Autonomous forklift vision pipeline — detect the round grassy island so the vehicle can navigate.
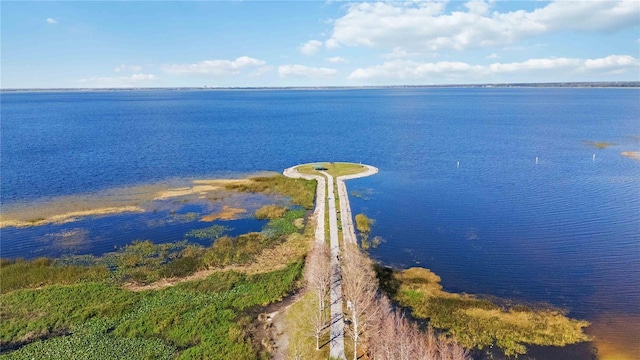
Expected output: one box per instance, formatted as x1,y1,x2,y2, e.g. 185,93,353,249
293,161,372,178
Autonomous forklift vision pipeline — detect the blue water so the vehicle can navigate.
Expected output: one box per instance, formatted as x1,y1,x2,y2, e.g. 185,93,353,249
2,88,639,356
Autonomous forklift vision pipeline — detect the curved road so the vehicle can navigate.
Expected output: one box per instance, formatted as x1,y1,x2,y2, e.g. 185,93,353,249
283,164,378,360
283,166,325,244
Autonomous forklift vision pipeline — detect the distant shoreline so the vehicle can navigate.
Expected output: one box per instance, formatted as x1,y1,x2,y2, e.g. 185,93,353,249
2,81,639,93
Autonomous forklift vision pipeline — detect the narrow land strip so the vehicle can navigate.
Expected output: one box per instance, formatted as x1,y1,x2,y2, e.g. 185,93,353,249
284,163,378,359
336,165,379,245
320,171,346,360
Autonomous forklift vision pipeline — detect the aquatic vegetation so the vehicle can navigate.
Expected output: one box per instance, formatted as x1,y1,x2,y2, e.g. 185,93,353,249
225,175,316,209
0,262,304,359
586,141,616,149
382,267,592,356
254,205,288,220
355,213,373,233
262,209,306,238
185,224,230,242
0,258,110,294
200,206,246,222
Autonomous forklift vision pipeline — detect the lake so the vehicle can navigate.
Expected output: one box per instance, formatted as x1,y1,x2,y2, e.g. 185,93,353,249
1,88,639,359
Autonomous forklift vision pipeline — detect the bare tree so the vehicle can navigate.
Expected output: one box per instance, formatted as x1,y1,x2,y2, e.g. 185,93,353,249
304,242,331,350
341,243,381,360
366,296,471,360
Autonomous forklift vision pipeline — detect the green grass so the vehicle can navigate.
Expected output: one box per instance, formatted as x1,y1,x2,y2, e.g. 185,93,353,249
225,175,316,209
296,162,368,178
285,291,329,360
384,267,592,356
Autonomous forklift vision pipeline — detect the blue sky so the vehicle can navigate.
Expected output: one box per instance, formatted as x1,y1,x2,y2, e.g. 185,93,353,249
2,1,639,88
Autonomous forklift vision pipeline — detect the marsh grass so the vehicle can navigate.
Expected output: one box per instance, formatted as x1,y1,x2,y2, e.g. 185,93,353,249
382,267,591,356
0,258,110,294
225,175,316,209
255,205,288,220
1,176,315,359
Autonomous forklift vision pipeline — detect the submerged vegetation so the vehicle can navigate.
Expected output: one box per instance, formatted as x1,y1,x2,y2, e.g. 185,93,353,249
380,267,592,356
585,141,616,149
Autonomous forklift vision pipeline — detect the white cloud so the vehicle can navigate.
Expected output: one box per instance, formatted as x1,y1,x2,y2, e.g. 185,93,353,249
486,53,500,59
465,0,490,15
327,56,348,64
114,64,143,73
581,55,639,70
328,1,639,52
278,64,338,78
382,47,428,60
46,18,58,25
325,38,340,49
300,40,323,55
163,56,268,76
348,55,640,83
79,73,158,87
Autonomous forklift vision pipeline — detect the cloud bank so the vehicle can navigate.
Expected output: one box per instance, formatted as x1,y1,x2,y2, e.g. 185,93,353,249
163,56,270,77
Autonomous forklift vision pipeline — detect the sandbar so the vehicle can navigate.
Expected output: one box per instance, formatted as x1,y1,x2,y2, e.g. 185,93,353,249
621,151,640,160
0,206,144,228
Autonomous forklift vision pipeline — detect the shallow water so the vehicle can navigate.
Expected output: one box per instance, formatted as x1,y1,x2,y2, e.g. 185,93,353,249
1,88,639,358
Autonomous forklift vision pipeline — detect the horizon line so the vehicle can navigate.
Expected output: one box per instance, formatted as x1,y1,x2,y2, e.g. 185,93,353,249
2,81,639,92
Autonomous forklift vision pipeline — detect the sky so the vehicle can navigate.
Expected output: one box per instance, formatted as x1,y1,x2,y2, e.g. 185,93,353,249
1,0,639,88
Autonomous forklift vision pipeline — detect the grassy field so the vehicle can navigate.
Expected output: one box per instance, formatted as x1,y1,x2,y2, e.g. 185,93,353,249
295,162,368,178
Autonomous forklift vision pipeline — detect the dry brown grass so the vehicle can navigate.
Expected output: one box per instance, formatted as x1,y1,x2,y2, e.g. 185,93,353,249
255,205,288,220
200,206,246,221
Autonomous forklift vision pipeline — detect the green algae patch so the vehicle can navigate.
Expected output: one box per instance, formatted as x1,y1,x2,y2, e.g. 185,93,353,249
385,267,591,357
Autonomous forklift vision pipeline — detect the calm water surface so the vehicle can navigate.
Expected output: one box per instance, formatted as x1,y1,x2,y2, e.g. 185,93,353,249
1,88,639,358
